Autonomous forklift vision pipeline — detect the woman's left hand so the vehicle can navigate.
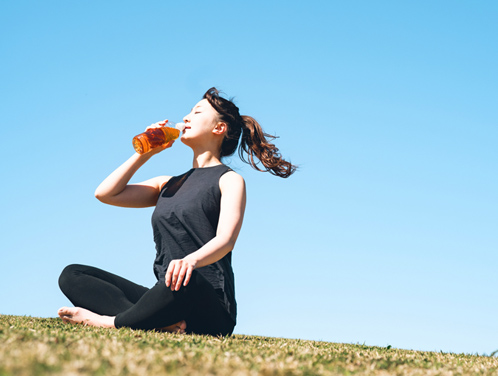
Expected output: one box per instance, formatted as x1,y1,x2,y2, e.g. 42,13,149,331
165,258,197,291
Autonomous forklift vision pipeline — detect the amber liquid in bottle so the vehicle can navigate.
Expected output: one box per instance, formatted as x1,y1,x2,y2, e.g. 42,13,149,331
132,122,182,154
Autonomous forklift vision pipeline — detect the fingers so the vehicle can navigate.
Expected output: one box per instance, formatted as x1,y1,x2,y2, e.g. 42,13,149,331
145,119,168,131
164,140,175,149
165,263,173,288
165,259,196,291
172,262,191,291
152,140,174,154
183,266,193,287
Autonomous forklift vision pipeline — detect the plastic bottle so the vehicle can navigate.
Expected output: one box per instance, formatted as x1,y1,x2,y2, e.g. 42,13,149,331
132,121,186,154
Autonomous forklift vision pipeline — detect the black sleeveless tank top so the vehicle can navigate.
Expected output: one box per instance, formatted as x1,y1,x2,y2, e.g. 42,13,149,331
151,164,236,323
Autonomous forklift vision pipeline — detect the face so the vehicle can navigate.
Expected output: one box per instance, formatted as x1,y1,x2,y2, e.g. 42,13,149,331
181,99,221,143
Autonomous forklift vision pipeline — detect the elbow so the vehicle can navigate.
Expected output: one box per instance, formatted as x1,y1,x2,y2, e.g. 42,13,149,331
94,188,103,201
217,232,240,254
94,189,109,204
224,239,237,253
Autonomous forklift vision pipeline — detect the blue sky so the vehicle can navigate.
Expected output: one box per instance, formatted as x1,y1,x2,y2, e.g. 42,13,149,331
1,1,497,355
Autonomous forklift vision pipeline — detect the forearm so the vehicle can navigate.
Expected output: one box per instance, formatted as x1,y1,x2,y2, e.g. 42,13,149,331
95,153,152,199
184,235,236,269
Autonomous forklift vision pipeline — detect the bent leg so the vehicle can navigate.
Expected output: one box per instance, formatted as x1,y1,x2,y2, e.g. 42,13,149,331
114,281,190,330
115,270,235,335
58,264,149,316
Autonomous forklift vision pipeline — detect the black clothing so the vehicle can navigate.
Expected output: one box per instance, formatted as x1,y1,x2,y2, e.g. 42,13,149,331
152,164,236,322
59,264,234,336
58,164,237,334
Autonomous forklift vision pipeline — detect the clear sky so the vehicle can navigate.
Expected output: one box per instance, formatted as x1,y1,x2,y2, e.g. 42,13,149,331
1,1,497,355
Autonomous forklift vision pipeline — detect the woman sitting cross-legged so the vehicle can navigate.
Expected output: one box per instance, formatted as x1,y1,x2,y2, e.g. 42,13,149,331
58,87,296,336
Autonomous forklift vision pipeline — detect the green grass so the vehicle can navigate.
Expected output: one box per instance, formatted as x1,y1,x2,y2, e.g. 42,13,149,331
1,315,497,375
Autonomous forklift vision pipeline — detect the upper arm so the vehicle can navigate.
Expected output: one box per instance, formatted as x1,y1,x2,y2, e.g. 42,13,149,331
217,171,246,246
97,175,171,208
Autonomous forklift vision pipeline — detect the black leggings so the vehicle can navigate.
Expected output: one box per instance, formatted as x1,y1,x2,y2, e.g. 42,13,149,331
58,264,235,336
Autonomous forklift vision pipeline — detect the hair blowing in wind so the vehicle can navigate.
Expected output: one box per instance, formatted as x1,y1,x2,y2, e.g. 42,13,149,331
203,88,297,178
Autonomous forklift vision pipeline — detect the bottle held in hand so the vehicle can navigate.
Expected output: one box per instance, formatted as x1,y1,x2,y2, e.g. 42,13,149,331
132,121,185,154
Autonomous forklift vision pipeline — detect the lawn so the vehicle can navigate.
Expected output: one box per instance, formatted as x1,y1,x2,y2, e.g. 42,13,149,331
1,315,496,375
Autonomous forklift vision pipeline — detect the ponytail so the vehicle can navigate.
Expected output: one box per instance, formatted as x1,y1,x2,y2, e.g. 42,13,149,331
203,87,297,178
239,116,296,178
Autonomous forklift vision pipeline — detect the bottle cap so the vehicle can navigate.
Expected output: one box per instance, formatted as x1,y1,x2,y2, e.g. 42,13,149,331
175,122,186,132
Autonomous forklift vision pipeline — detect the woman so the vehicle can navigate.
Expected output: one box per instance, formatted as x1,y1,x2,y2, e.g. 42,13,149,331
58,87,296,336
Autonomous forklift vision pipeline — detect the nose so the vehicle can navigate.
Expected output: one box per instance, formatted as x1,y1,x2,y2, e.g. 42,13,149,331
183,114,190,123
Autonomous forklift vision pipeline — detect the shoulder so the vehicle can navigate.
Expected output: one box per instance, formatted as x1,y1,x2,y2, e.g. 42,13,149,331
219,170,245,193
148,175,172,191
131,175,171,190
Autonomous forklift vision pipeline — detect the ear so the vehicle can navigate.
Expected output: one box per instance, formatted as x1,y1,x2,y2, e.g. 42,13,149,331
212,122,227,136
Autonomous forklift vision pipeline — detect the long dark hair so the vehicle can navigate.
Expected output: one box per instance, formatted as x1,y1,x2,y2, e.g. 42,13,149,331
203,87,296,178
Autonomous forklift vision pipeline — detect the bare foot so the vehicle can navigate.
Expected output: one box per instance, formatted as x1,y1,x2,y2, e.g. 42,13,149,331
58,307,115,328
158,320,187,334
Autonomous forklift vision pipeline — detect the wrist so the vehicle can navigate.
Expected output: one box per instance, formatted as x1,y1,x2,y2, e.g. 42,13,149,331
132,152,155,166
183,255,198,269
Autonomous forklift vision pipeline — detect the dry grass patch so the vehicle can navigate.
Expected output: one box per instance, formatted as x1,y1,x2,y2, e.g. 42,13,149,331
1,315,497,375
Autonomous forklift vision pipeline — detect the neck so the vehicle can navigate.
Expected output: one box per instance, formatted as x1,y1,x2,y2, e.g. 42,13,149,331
192,150,222,169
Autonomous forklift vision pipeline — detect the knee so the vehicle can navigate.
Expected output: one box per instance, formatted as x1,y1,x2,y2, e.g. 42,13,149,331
58,264,82,292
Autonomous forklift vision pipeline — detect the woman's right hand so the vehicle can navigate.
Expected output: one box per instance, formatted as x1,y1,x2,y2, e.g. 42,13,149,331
94,119,175,208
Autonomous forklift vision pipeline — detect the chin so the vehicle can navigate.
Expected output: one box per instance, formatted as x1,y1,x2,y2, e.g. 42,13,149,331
180,135,191,146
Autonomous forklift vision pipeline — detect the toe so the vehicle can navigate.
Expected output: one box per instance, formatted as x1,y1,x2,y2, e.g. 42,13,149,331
58,307,68,317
